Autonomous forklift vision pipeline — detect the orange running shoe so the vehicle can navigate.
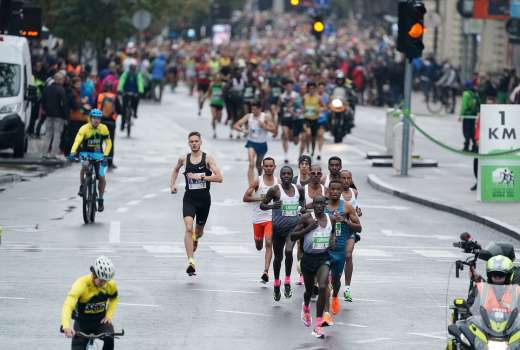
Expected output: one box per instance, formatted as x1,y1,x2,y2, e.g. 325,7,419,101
331,296,340,315
321,312,334,327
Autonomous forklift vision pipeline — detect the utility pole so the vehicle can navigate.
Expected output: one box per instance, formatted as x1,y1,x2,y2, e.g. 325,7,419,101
401,60,413,176
433,0,439,57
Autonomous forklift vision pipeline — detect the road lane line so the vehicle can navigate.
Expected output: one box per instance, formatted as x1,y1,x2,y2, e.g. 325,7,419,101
119,302,159,308
0,296,27,300
348,135,386,151
116,207,128,213
192,289,258,294
126,200,142,206
109,221,120,243
363,205,410,210
142,193,158,199
161,188,170,192
413,250,459,258
354,337,391,344
408,332,446,340
335,322,369,328
215,309,269,317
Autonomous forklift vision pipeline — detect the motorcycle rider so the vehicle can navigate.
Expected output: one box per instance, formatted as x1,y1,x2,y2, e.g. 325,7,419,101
330,71,356,136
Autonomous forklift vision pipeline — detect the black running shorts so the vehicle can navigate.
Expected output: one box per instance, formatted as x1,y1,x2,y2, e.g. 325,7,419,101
183,192,211,226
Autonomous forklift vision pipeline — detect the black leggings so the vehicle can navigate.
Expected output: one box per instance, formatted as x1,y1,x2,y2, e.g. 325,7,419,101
272,234,295,282
303,263,330,318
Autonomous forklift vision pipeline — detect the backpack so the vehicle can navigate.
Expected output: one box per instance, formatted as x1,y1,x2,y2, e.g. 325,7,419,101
101,94,116,118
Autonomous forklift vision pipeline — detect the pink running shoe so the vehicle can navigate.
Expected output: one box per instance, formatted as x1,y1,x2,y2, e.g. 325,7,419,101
301,303,312,327
312,326,325,339
296,274,304,285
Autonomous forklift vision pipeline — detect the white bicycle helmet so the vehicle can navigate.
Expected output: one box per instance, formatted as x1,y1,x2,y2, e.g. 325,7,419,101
92,256,115,281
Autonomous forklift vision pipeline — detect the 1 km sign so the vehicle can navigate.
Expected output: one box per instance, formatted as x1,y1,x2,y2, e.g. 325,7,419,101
479,105,520,201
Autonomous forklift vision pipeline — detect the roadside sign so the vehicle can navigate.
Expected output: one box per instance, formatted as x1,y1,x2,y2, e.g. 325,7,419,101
132,10,152,31
463,18,483,34
473,0,510,20
479,105,520,202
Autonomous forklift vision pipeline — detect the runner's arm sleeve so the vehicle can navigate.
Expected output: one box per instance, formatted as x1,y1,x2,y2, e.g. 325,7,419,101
61,279,83,328
70,126,86,154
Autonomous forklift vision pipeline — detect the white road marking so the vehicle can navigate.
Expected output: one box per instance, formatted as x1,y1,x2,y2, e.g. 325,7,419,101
366,258,404,262
335,322,369,328
210,245,252,255
355,298,383,303
0,296,27,300
354,249,392,257
205,226,239,236
161,188,171,192
408,332,446,340
381,229,453,240
413,250,459,258
142,193,158,199
353,337,391,344
116,207,128,213
118,177,148,183
192,289,258,294
143,245,184,254
215,309,269,317
213,198,240,206
109,221,121,243
126,200,142,206
119,302,160,308
363,205,410,210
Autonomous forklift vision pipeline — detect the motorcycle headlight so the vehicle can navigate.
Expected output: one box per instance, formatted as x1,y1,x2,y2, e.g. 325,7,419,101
460,333,471,346
331,98,343,109
0,102,22,115
488,340,508,350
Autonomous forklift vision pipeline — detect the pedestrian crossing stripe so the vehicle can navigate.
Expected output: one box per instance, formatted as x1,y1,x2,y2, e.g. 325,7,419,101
412,250,459,258
209,245,252,255
142,245,184,254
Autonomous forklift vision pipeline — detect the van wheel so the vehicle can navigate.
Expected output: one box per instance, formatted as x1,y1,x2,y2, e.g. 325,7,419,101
13,130,25,158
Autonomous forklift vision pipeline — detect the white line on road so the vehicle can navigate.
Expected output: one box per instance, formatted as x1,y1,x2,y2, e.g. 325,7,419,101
348,135,386,151
354,337,391,344
109,221,120,244
116,207,128,213
192,289,258,294
362,205,411,210
413,250,459,258
126,200,142,206
0,296,27,300
355,298,383,303
215,309,269,317
161,188,170,192
119,302,160,308
142,193,158,199
408,332,446,340
335,322,369,328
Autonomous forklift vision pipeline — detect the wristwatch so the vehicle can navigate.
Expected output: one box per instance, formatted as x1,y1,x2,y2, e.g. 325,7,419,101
200,174,205,181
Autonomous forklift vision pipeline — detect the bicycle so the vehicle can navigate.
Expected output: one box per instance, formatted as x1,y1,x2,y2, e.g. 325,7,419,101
61,327,124,350
426,84,455,115
122,92,138,138
70,153,109,224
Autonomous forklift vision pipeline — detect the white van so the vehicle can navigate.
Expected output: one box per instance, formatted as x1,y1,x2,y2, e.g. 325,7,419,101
0,34,36,157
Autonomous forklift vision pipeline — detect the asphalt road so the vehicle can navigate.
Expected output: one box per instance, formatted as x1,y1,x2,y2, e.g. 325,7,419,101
0,87,516,350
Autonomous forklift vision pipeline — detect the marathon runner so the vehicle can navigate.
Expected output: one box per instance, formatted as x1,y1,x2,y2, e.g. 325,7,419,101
322,156,342,188
341,169,362,301
304,165,327,210
195,58,210,116
268,65,284,137
303,81,321,158
207,74,225,139
170,131,223,276
233,100,276,185
279,79,301,164
261,166,305,301
323,180,362,321
293,155,312,187
243,157,278,283
289,195,336,339
316,82,329,161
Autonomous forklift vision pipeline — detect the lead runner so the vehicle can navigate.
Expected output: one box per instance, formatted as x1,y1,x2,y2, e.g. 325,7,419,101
170,131,223,276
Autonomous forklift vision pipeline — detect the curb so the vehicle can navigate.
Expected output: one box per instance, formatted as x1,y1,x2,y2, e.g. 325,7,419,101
367,174,520,239
0,174,23,186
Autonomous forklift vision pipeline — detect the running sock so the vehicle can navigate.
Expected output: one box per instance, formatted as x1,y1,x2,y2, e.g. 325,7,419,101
274,279,281,287
188,257,195,265
345,285,351,292
303,304,310,313
315,317,322,326
284,276,290,285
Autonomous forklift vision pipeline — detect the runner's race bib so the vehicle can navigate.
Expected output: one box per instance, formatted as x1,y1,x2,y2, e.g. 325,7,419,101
312,230,330,250
272,87,282,97
282,203,299,216
305,106,317,117
188,173,207,190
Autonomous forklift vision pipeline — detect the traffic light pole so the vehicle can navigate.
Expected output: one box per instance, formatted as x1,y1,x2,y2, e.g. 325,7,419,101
400,59,413,176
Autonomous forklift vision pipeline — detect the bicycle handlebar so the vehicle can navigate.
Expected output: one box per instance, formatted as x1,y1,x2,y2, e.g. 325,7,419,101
60,327,125,338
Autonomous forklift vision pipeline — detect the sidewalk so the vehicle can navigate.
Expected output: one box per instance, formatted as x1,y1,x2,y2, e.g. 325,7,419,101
356,101,520,239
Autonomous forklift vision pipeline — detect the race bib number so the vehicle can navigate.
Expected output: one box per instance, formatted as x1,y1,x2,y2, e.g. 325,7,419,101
312,230,330,250
305,106,317,117
272,87,282,97
188,173,207,190
282,203,299,216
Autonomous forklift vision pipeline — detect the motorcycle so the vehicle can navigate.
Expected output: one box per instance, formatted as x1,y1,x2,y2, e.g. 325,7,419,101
447,233,520,350
328,86,355,143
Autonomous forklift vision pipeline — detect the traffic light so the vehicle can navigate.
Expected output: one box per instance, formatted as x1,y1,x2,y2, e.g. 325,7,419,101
397,0,427,60
311,16,324,41
290,0,300,6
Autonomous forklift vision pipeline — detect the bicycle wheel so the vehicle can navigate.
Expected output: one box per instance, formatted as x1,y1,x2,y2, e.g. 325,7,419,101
426,87,443,114
90,180,97,223
126,106,132,138
82,179,91,224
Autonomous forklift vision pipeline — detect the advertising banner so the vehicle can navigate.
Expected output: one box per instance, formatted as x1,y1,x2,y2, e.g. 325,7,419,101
479,105,520,201
473,0,510,20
